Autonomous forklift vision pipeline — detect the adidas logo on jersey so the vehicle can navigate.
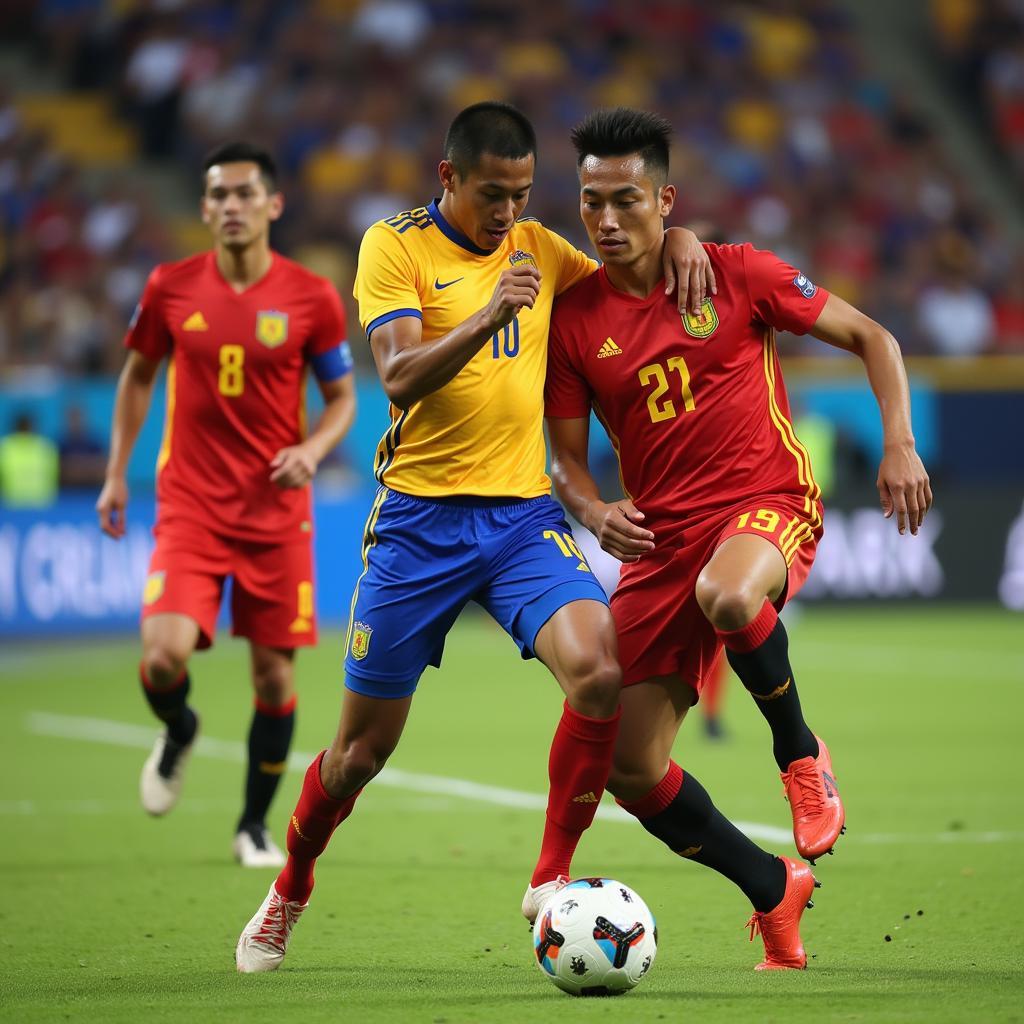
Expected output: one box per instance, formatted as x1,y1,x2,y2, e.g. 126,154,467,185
597,337,622,358
183,311,209,331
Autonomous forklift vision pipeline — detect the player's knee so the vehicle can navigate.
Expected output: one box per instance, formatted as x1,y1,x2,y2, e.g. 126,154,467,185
141,645,188,688
563,653,621,718
252,665,293,706
607,763,662,805
695,574,761,632
324,737,390,795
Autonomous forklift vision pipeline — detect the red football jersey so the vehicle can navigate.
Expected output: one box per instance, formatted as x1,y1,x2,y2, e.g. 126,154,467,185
545,243,828,536
126,251,347,543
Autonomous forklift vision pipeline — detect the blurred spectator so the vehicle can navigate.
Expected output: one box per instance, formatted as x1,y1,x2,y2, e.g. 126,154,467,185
57,404,106,489
916,233,995,356
993,254,1024,351
0,411,58,507
0,0,1020,382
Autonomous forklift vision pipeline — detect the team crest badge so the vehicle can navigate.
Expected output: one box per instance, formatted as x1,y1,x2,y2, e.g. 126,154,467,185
508,249,537,269
255,310,289,348
142,571,166,606
681,299,719,339
350,621,373,660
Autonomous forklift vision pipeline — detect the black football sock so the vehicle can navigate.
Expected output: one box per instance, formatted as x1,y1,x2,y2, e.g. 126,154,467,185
718,601,817,771
636,770,786,912
140,665,197,746
238,696,296,831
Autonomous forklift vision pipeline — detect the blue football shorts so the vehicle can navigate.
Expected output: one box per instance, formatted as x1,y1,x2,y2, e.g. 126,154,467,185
342,488,609,698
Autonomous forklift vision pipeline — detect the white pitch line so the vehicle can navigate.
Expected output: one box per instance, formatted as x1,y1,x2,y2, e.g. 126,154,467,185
23,712,1022,846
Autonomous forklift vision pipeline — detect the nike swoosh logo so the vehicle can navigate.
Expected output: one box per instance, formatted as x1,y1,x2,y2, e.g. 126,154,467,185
434,277,463,290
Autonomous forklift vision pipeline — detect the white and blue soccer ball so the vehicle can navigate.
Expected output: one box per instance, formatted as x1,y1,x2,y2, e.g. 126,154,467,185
532,878,658,996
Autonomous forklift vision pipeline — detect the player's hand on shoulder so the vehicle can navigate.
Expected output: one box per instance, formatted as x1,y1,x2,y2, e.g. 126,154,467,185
96,476,128,539
482,265,541,331
877,442,932,536
663,227,717,317
584,499,655,563
270,443,319,488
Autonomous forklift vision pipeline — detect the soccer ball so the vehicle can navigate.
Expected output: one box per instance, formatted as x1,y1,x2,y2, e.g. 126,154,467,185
532,878,658,996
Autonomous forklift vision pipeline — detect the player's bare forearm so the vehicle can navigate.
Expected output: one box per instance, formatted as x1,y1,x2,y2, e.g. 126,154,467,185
373,310,500,409
105,351,159,479
305,375,356,464
270,376,356,488
548,416,655,561
98,351,159,537
373,265,541,409
550,443,602,526
810,292,932,534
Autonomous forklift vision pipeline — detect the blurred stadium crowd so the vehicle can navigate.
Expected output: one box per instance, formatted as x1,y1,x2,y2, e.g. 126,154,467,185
0,0,1023,384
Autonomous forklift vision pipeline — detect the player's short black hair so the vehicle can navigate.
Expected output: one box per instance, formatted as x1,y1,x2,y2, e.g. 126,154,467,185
444,102,536,177
570,108,672,186
201,142,278,191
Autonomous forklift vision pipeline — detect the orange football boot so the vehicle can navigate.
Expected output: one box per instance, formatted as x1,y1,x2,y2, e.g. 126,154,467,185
781,735,845,862
746,856,819,970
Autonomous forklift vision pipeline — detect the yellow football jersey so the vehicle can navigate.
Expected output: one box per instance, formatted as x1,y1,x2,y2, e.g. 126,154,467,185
354,200,596,498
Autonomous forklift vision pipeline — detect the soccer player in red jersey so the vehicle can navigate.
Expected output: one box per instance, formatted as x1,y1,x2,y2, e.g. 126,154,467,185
545,109,931,969
96,142,356,867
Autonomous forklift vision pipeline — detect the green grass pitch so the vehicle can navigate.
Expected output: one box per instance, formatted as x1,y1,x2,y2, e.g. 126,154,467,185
3,607,1022,1023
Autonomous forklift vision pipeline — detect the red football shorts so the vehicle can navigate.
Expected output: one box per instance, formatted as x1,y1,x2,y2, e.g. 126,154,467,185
610,496,823,699
141,518,317,649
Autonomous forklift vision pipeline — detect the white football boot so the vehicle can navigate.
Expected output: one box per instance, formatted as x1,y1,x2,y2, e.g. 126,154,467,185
236,883,307,973
521,875,569,924
139,719,199,816
233,824,287,868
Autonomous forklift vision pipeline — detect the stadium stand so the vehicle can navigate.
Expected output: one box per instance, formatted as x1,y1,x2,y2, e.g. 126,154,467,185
1,0,1022,384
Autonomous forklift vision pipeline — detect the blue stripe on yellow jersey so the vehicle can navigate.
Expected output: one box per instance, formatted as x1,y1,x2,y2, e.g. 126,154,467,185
353,199,596,498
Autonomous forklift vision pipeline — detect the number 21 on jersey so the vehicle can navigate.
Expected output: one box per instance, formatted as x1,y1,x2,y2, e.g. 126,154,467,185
638,355,695,423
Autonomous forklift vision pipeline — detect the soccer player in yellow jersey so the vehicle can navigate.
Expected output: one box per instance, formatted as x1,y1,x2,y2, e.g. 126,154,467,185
236,102,712,972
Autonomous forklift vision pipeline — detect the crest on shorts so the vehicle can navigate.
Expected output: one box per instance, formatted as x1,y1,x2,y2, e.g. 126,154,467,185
255,310,289,348
508,249,537,269
350,621,373,660
142,571,165,606
681,298,719,339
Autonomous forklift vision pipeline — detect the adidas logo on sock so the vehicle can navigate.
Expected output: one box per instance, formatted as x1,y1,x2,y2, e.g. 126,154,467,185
596,337,622,358
572,791,599,804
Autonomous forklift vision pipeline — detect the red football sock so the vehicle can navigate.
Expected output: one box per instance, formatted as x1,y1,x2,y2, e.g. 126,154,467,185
530,700,620,887
275,752,360,903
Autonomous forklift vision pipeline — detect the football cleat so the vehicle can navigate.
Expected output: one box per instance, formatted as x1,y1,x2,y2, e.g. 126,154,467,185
521,875,569,925
236,883,307,973
746,856,818,970
139,719,199,816
233,823,286,868
781,735,845,861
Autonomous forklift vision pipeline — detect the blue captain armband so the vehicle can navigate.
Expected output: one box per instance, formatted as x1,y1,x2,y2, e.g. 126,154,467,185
312,341,354,381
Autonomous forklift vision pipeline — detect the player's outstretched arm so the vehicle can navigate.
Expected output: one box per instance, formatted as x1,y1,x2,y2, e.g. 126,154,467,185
809,293,933,536
97,350,161,539
547,416,655,563
662,227,717,316
270,373,356,488
372,265,541,410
